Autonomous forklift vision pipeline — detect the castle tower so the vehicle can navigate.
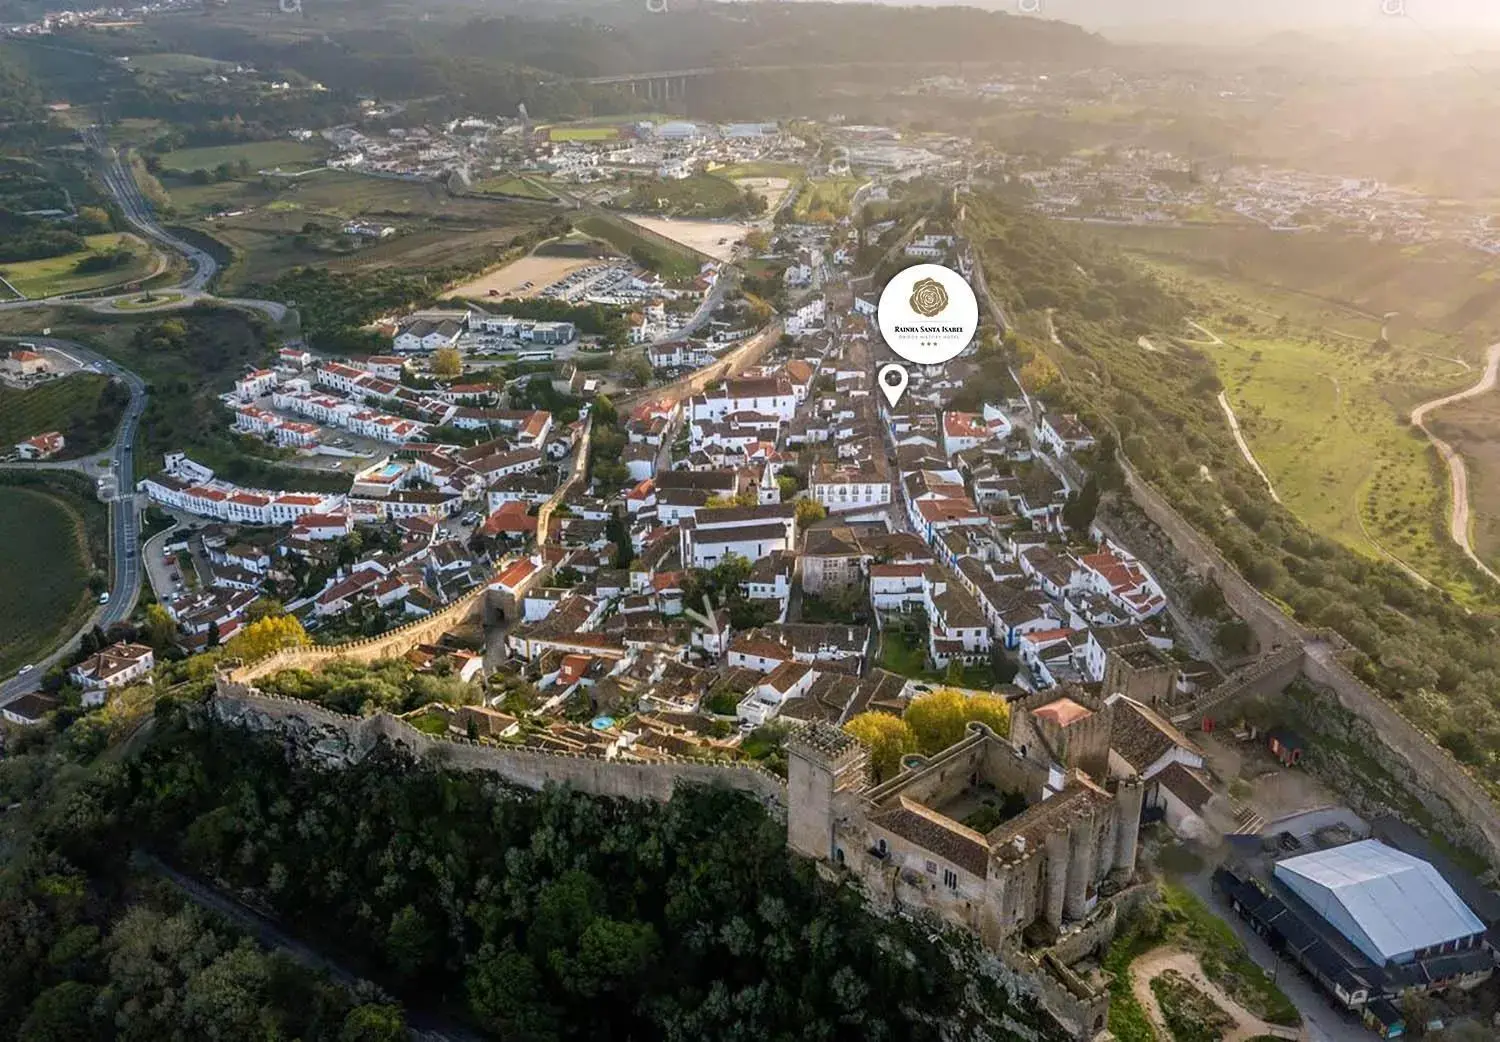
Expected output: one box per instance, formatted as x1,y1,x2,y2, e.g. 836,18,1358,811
786,722,870,861
1113,774,1144,880
1064,813,1098,921
1044,828,1069,933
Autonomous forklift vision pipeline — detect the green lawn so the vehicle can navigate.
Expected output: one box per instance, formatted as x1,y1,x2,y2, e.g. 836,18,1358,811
0,234,158,299
159,140,327,173
0,482,101,676
0,373,125,456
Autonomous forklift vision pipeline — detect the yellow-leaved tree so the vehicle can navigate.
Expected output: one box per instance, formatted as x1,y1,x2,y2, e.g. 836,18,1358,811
224,614,311,663
904,689,1011,755
843,711,917,782
431,346,463,379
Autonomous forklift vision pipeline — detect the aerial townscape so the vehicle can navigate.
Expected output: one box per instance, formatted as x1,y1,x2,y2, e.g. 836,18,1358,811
7,1,1500,1040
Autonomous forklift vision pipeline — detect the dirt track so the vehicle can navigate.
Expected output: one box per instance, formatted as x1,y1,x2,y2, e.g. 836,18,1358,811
1410,341,1500,588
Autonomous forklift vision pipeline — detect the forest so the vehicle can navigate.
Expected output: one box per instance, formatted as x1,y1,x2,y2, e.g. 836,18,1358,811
966,192,1500,792
0,699,1069,1042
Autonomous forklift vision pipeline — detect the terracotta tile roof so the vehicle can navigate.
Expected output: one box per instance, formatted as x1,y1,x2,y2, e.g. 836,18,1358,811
870,796,989,877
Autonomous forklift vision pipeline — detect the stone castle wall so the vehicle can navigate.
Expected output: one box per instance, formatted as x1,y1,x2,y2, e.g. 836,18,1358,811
211,684,788,810
1115,456,1500,866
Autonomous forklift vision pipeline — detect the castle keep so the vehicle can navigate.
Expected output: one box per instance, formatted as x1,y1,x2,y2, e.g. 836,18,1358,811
788,694,1144,951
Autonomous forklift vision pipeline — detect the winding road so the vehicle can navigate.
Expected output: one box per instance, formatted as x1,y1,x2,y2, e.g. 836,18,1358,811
0,126,235,705
1,334,149,704
1409,341,1500,588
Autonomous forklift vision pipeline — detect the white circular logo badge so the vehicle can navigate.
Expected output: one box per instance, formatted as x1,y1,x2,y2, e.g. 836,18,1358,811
877,263,979,367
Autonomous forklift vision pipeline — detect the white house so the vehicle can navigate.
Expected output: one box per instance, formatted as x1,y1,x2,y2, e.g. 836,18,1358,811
69,642,154,704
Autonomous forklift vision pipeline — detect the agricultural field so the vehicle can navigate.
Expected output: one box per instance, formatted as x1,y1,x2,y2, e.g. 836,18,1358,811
0,233,159,299
792,177,863,222
159,140,328,174
0,481,102,677
127,52,234,75
0,373,127,457
711,161,805,180
161,172,557,291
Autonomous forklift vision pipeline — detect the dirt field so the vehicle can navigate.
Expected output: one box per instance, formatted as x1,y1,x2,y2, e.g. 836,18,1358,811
441,254,603,300
733,176,792,214
1130,948,1287,1042
622,215,752,263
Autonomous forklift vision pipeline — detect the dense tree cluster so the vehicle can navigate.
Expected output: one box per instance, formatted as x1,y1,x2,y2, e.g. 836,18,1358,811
75,708,1067,1042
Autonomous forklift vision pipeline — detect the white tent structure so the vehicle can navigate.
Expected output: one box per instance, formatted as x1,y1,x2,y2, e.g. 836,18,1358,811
1274,839,1486,967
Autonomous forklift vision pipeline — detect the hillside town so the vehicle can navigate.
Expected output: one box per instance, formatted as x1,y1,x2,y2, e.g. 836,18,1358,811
4,67,1499,1039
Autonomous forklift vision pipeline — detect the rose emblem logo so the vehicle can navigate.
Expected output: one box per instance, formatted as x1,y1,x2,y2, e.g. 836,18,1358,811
909,276,949,317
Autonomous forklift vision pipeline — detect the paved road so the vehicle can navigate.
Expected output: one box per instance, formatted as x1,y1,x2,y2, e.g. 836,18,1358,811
1410,341,1500,588
1,334,148,704
85,126,219,291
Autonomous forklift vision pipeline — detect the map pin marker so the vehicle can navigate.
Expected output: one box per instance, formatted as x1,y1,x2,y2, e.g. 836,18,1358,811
879,363,910,408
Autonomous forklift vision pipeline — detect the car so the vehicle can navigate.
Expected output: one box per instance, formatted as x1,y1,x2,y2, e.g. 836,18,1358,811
99,592,110,604
16,664,33,675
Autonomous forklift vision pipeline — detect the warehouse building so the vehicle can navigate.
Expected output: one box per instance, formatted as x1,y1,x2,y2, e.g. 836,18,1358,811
1217,839,1493,1039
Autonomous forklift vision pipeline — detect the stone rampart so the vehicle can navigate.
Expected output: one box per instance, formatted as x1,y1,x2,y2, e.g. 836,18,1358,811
1114,457,1500,866
210,685,788,811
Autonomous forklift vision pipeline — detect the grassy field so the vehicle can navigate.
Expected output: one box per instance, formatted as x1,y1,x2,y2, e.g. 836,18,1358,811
0,373,125,457
793,177,862,222
1095,238,1495,601
711,161,805,180
128,52,233,74
0,481,103,676
575,213,701,279
1192,314,1486,601
1428,401,1500,573
159,140,327,173
473,174,556,200
1083,222,1500,347
622,173,749,218
0,234,158,299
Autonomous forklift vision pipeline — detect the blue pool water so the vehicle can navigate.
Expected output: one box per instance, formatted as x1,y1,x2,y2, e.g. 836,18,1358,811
590,716,615,730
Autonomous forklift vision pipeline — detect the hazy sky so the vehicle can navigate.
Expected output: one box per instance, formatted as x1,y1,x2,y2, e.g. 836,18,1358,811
1028,0,1500,32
